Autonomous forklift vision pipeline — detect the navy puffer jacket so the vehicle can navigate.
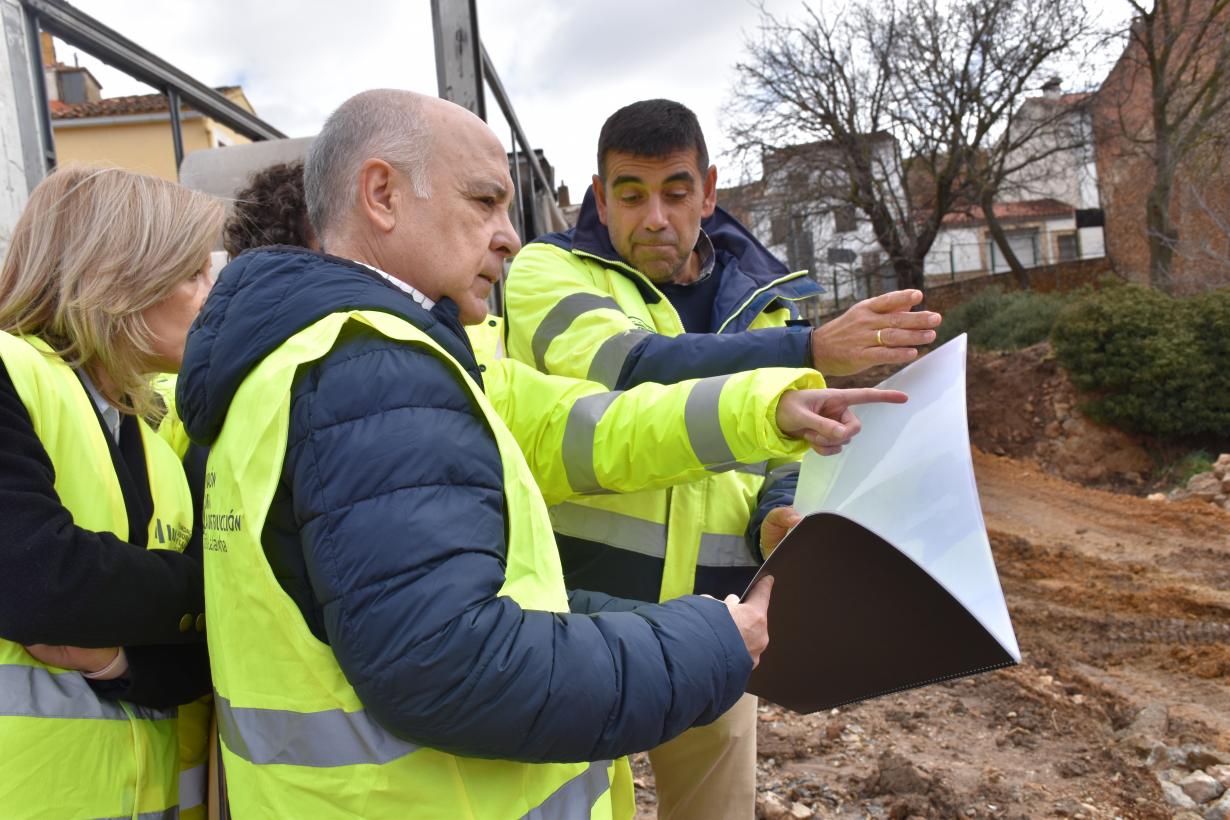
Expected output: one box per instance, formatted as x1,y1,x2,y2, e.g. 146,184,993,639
176,247,752,763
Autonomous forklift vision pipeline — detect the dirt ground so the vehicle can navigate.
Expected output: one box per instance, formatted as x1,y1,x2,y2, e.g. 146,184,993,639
631,347,1230,819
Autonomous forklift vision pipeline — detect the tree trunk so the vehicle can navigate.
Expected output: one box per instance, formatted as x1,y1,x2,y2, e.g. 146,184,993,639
893,256,926,292
982,193,1032,289
1145,179,1178,293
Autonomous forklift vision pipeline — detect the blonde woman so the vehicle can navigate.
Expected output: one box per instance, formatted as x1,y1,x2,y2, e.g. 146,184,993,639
0,165,222,819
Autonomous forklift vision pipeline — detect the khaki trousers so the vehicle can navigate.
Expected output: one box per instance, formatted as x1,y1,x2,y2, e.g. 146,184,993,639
647,693,758,820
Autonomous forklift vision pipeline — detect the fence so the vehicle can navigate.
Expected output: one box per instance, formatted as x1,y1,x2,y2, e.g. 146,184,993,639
924,236,1106,281
804,256,1114,325
921,257,1113,315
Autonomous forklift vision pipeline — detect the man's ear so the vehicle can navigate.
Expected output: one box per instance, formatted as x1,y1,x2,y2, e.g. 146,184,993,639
358,158,398,234
591,174,609,226
701,164,718,219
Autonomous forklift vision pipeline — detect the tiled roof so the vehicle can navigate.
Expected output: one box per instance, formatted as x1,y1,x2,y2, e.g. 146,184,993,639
943,198,1075,225
51,86,240,120
1027,92,1093,107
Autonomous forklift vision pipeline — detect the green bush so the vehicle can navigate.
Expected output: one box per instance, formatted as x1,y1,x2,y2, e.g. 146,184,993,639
1166,450,1215,484
935,286,1070,351
1051,283,1230,439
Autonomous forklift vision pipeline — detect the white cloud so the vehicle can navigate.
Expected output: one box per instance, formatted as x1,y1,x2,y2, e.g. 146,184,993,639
57,0,1130,204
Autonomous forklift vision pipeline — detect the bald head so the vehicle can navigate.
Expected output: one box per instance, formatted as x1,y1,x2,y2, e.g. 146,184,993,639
300,89,520,324
305,89,478,243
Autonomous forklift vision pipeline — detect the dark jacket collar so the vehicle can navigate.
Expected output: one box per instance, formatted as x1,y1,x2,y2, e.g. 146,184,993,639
177,246,478,446
535,188,821,332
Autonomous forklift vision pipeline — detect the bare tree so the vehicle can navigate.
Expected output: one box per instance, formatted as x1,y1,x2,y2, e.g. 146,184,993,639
966,85,1098,287
1172,179,1230,286
1097,0,1230,292
729,0,1096,292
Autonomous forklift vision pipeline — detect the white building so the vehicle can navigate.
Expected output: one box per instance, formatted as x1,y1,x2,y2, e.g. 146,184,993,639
721,81,1108,306
924,81,1106,281
722,135,901,319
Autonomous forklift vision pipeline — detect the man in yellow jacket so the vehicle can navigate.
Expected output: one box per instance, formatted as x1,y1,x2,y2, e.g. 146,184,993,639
504,99,941,819
176,89,905,819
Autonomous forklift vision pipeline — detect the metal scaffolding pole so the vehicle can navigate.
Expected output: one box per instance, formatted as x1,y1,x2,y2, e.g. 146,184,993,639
21,0,285,142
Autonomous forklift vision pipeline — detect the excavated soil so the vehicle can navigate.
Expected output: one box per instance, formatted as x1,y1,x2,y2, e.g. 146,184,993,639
830,342,1163,492
631,347,1230,819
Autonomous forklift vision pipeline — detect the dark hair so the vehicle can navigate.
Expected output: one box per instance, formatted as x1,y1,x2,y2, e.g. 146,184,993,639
223,160,313,257
596,99,709,179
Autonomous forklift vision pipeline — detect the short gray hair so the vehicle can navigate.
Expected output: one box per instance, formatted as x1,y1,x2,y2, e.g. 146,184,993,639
304,89,432,239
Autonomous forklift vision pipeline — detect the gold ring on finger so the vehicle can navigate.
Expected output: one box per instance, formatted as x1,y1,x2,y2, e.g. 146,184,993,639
876,328,886,346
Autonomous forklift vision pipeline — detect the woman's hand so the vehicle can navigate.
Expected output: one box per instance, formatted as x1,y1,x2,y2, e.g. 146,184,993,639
25,644,127,679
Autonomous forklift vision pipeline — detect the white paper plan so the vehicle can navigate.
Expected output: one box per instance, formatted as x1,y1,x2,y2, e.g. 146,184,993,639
745,334,1020,713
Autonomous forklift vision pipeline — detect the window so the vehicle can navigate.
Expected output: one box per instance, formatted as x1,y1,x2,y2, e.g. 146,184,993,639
1056,232,1079,262
988,229,1038,272
770,214,789,246
834,204,858,234
786,214,815,273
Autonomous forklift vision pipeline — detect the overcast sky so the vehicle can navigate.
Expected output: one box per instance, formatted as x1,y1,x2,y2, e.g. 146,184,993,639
57,0,1132,196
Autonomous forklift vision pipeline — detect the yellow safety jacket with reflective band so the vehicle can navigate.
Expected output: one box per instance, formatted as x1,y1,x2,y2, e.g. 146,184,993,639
203,309,622,820
0,332,192,820
467,313,505,372
505,243,816,600
151,374,209,820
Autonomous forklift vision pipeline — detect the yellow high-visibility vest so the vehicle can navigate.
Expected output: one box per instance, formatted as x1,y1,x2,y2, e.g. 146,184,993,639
202,309,622,819
0,331,193,820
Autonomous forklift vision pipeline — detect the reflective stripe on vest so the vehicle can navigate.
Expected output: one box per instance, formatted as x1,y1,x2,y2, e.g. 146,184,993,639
0,331,189,820
215,692,418,768
203,310,616,819
561,391,622,494
559,376,768,495
532,293,622,372
523,760,611,820
549,503,753,568
586,329,650,388
0,665,176,722
178,763,206,811
685,375,738,468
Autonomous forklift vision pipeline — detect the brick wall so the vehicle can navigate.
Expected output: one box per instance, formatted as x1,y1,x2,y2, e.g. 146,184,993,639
1091,2,1230,294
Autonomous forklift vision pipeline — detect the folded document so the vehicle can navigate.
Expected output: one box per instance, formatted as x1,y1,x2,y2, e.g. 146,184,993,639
745,334,1020,713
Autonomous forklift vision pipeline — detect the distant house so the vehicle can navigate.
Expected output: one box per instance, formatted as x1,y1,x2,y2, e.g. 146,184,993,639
924,80,1106,281
720,134,901,319
721,80,1108,306
42,34,255,182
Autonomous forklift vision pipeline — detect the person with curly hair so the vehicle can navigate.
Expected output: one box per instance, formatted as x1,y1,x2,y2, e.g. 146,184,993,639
223,161,318,257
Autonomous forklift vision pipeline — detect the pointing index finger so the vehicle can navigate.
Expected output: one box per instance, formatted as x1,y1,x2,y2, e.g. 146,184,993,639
839,388,909,406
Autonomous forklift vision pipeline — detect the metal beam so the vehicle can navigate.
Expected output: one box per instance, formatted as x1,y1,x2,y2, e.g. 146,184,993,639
20,8,55,173
430,0,485,120
165,87,184,168
481,44,551,197
21,0,284,141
